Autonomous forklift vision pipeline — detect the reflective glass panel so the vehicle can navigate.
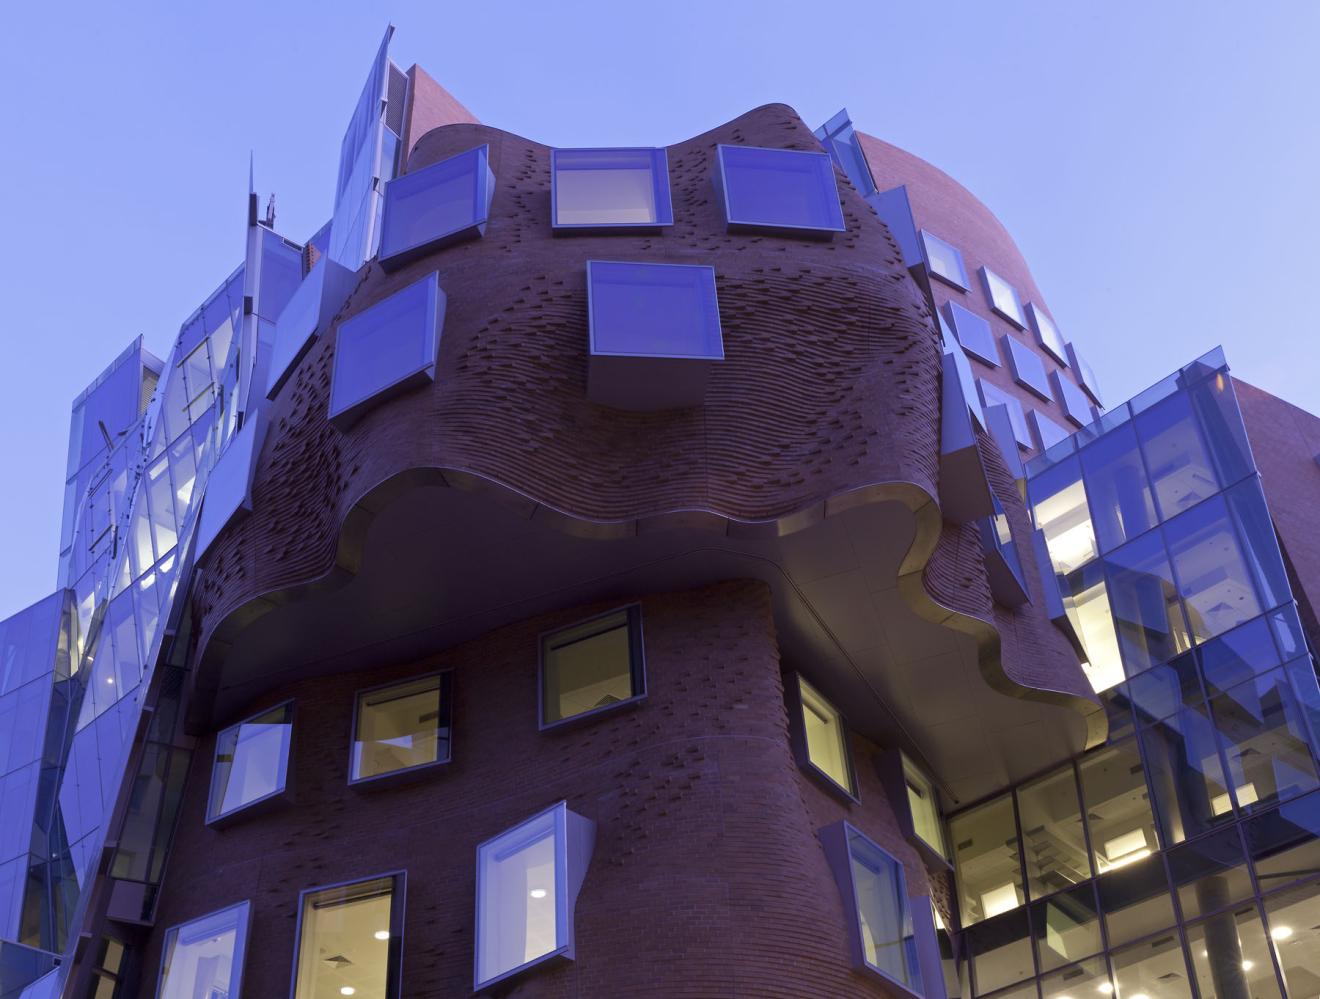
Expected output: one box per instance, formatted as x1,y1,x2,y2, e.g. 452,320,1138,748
1225,481,1292,613
1199,616,1280,696
587,261,723,359
1164,495,1263,643
351,674,450,782
1141,702,1234,845
1018,766,1091,898
904,754,949,860
1126,653,1202,728
1168,826,1253,920
1246,790,1320,891
1030,457,1097,575
798,676,855,796
1032,885,1102,972
846,828,923,990
922,230,969,288
980,267,1027,327
1078,424,1157,554
1135,390,1220,521
1185,905,1282,999
477,808,562,987
379,145,491,265
1030,410,1071,451
327,271,443,427
980,380,1033,450
1054,372,1094,428
552,148,671,228
969,908,1033,995
1079,742,1160,877
946,301,1000,366
1263,878,1320,997
716,144,845,233
294,876,398,999
1105,531,1192,677
207,702,293,821
951,795,1025,926
541,608,642,726
1109,933,1193,999
1005,336,1053,401
1039,956,1109,999
158,901,250,999
1026,303,1068,365
1209,668,1320,813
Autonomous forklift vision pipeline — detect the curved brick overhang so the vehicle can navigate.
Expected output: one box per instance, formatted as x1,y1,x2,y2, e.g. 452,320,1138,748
189,104,1100,800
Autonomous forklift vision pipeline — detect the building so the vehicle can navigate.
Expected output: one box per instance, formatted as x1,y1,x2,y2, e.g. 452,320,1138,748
1,25,1317,999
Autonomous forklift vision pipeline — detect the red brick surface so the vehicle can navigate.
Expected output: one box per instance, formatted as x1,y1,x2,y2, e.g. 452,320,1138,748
140,581,931,997
401,64,480,168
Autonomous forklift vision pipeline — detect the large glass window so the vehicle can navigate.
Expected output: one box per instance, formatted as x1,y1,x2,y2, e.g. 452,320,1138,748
968,908,1033,995
1018,766,1091,898
715,144,846,236
378,144,494,269
1030,456,1098,575
1004,337,1053,401
293,874,403,999
952,795,1025,926
979,380,1032,450
207,702,293,823
1245,790,1320,891
945,301,1000,366
327,271,445,430
980,266,1027,328
1109,932,1193,999
921,230,969,289
1168,827,1253,920
794,675,857,798
1105,531,1192,678
1096,853,1176,946
903,753,949,861
1078,423,1157,554
551,148,673,230
476,802,595,990
1135,390,1222,522
847,829,924,990
1032,884,1102,972
1141,702,1234,845
1185,905,1282,999
1263,878,1320,996
1078,741,1160,876
1039,956,1109,999
157,901,251,999
1165,495,1263,643
540,606,645,728
351,673,453,783
1026,303,1068,366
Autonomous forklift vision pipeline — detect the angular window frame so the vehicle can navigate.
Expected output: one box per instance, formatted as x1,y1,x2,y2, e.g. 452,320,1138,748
290,871,406,999
378,144,494,271
944,301,1000,367
879,748,952,870
921,229,970,290
349,670,454,786
1003,335,1054,401
788,672,860,802
1026,302,1069,366
206,700,294,826
714,143,846,237
474,800,596,992
979,266,1028,328
550,147,674,233
156,900,253,999
538,604,646,732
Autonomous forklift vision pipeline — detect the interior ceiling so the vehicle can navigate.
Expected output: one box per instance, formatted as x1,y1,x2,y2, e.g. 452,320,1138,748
207,483,1088,805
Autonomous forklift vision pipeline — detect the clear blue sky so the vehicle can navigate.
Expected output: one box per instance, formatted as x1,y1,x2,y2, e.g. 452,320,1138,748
1,1,1317,620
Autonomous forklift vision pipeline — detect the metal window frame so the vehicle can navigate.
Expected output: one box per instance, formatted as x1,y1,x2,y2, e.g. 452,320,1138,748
288,870,407,999
155,899,253,999
347,668,454,787
537,603,647,732
550,147,675,234
205,698,295,827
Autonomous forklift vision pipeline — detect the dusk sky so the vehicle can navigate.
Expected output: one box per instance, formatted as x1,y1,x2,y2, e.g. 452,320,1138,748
1,1,1317,619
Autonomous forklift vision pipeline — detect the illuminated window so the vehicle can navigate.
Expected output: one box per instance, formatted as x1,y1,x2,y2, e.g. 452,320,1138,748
475,802,595,990
921,230,969,289
540,606,645,729
551,148,673,230
791,674,858,799
980,266,1027,328
207,702,293,824
156,902,251,999
903,754,949,861
293,874,404,999
950,795,1024,926
351,673,452,783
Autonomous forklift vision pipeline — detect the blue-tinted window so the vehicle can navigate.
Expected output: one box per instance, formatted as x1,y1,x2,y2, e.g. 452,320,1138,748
979,380,1032,449
814,108,877,196
980,266,1027,328
1224,480,1292,612
1068,342,1104,405
1105,530,1191,677
1140,700,1234,844
944,301,999,366
207,701,293,823
194,413,266,561
1054,371,1093,427
328,272,445,430
1165,494,1264,642
1198,615,1279,694
266,259,329,400
1004,336,1053,400
716,144,845,236
551,148,672,230
921,230,969,289
378,145,494,270
588,261,722,359
1029,409,1070,450
1079,423,1157,553
157,901,252,999
1026,303,1068,366
1134,390,1221,521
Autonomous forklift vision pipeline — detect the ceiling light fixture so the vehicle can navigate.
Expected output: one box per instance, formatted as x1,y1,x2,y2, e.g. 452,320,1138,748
1096,985,1114,995
374,930,390,941
1242,960,1254,971
530,888,547,899
1270,925,1293,941
340,990,356,997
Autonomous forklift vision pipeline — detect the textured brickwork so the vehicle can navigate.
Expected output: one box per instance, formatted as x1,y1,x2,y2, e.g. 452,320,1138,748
401,64,480,166
140,581,931,998
1234,378,1320,644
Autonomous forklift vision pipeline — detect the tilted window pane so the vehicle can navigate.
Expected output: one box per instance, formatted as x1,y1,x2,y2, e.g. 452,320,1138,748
1096,854,1176,946
921,230,969,288
1262,878,1320,996
1245,790,1320,891
1004,336,1053,401
1030,410,1071,451
798,676,856,796
1078,741,1159,876
1054,372,1093,428
327,271,444,429
1029,456,1097,575
980,266,1027,328
587,261,723,359
540,608,642,726
716,144,845,234
1032,884,1102,972
1078,423,1157,554
1141,702,1234,845
1225,480,1292,613
1026,303,1068,366
847,829,923,991
1135,389,1221,521
1126,653,1202,728
903,754,949,860
1210,668,1320,814
1105,530,1192,677
158,901,251,999
946,301,1000,366
967,907,1033,995
552,148,671,228
951,795,1024,926
1199,616,1280,695
979,380,1032,450
1018,766,1091,898
1168,826,1253,920
294,876,399,999
379,145,492,268
1109,933,1193,999
1165,494,1263,643
1185,905,1282,999
351,674,451,782
207,702,293,821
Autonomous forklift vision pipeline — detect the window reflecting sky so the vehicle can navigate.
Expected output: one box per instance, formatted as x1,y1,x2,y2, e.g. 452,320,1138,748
1,1,1317,617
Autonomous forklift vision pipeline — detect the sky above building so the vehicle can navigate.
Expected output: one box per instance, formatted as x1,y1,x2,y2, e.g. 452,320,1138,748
0,0,1316,619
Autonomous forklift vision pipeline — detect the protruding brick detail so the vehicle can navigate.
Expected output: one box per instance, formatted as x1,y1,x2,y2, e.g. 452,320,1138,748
140,581,928,998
